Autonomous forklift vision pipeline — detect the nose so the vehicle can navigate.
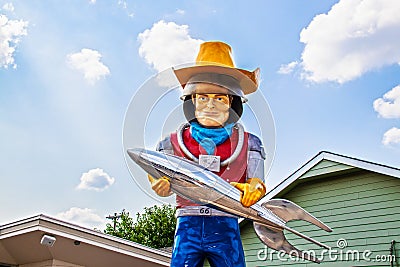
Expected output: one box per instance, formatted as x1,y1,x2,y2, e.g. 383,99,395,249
206,98,215,108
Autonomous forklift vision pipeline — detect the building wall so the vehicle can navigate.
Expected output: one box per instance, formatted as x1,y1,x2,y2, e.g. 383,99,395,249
241,168,400,266
0,243,15,266
20,260,83,267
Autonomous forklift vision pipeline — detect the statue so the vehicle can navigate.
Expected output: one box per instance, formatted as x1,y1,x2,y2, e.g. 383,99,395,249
128,41,331,266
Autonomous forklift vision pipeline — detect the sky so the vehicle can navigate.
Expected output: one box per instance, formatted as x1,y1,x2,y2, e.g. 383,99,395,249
1,0,400,230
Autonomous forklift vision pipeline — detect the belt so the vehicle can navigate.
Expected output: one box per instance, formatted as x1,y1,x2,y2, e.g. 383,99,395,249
176,206,238,218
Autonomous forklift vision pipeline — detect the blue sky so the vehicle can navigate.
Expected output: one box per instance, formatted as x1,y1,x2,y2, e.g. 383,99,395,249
1,0,399,229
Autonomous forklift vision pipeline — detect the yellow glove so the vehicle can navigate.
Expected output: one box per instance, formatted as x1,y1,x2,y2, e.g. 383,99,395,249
148,175,173,197
230,178,266,207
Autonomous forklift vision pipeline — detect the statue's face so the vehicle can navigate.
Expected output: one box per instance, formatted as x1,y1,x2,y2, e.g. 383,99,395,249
192,83,231,127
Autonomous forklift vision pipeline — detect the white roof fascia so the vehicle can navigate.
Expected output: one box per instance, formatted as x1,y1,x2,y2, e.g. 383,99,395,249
322,152,400,179
265,151,400,200
0,214,171,266
0,225,40,239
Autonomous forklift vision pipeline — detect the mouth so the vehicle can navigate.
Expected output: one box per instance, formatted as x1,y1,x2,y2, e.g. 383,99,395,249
201,112,219,116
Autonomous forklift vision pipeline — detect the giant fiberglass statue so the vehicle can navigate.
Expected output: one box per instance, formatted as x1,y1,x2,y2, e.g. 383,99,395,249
128,41,332,266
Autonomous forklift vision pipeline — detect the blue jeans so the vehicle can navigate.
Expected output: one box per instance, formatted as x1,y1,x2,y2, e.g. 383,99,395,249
170,216,245,267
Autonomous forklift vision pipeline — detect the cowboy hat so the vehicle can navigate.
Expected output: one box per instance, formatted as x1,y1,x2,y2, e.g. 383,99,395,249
173,41,260,98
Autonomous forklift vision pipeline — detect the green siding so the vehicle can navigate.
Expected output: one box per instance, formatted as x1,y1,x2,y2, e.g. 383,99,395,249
300,160,354,180
241,166,400,267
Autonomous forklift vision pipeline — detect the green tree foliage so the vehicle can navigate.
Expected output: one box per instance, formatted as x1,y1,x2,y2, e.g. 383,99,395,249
104,204,176,249
104,210,135,240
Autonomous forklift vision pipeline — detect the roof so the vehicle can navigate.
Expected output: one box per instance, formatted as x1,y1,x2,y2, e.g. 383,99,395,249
0,214,171,267
265,151,400,200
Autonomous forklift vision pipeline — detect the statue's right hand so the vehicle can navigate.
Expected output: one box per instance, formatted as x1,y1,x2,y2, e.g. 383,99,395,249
148,175,172,197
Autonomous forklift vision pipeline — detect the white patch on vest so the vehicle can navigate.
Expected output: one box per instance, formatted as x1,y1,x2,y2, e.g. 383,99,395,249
199,155,220,172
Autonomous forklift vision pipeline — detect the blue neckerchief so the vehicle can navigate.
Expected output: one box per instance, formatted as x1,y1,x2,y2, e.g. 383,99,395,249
190,122,234,155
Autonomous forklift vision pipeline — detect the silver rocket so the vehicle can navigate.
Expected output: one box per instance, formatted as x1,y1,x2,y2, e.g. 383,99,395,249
127,148,332,263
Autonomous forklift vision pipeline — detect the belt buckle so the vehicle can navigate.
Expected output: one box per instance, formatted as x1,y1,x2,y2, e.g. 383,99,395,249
199,207,211,216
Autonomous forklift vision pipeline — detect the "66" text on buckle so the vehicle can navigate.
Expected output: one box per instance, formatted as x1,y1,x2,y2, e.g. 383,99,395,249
200,208,211,215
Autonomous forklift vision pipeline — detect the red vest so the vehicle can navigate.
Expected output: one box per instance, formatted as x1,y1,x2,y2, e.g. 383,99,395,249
170,126,249,208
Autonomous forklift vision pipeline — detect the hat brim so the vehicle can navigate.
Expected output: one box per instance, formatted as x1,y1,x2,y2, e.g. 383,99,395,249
173,65,259,95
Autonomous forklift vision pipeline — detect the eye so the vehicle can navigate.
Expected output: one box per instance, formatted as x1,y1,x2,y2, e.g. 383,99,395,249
215,95,229,104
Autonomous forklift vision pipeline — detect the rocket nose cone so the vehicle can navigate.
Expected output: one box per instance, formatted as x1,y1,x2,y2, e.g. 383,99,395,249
127,148,144,164
126,148,164,180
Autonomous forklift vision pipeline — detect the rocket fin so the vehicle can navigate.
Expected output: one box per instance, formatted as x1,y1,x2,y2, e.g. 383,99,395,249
253,221,321,263
262,199,332,232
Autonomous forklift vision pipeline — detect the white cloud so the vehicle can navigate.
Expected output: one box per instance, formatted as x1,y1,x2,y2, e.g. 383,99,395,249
138,20,203,72
176,9,185,15
56,207,105,229
66,48,110,85
278,61,299,74
76,168,115,192
0,14,28,69
117,0,134,18
382,127,400,146
299,0,400,83
118,0,127,9
373,85,400,118
89,0,96,4
374,86,400,147
2,3,14,12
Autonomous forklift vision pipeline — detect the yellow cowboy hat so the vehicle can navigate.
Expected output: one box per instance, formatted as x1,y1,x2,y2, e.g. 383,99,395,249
173,41,260,100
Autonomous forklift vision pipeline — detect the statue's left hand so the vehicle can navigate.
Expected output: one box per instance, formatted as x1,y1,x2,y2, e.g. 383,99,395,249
230,178,266,207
